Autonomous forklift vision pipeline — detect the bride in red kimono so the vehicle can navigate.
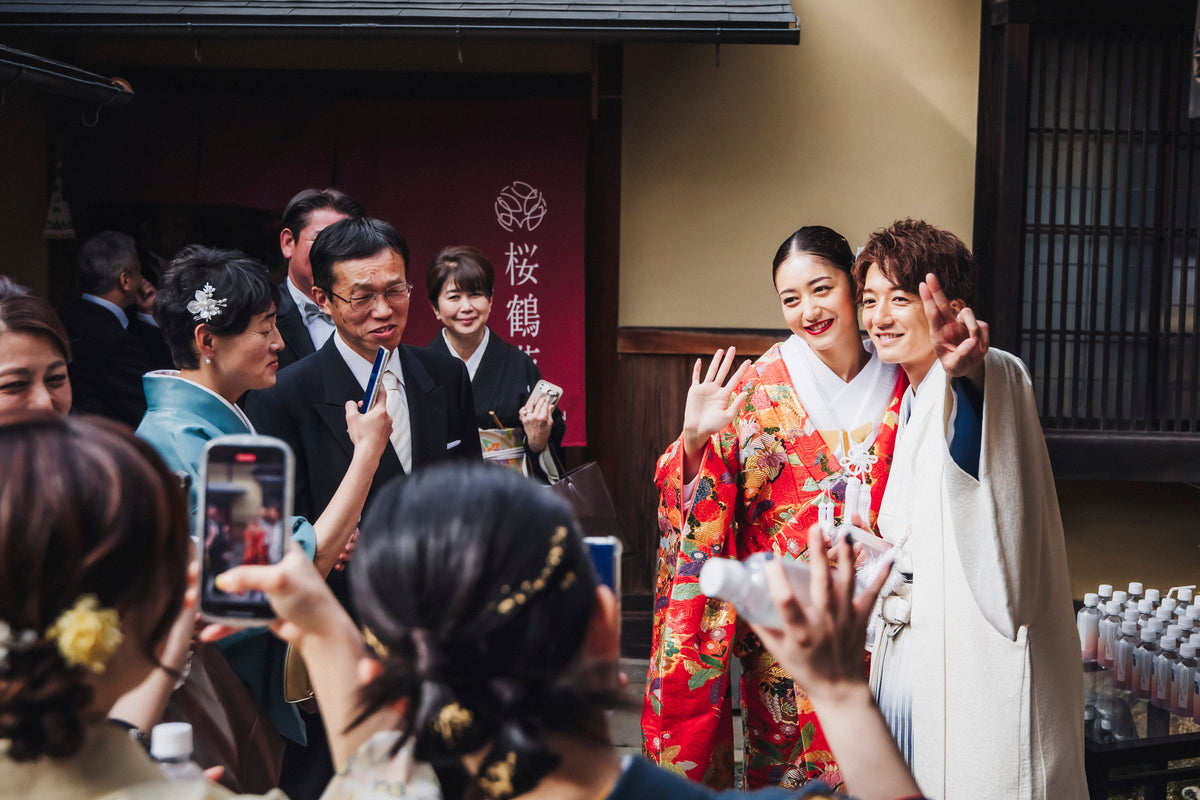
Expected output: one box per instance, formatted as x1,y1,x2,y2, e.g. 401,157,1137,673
642,226,907,791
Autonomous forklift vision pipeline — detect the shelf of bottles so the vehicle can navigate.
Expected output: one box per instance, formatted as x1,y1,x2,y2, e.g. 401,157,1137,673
1079,582,1200,745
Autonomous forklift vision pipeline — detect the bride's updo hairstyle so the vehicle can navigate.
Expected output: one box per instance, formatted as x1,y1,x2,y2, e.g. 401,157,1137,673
350,463,614,800
154,245,279,370
772,225,856,290
0,415,190,761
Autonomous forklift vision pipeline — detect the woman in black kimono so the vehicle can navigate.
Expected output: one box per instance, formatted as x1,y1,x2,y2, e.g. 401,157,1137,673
426,245,565,482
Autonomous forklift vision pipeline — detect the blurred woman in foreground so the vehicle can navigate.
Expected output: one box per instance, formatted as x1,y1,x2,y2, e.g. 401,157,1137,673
0,414,281,799
215,462,923,800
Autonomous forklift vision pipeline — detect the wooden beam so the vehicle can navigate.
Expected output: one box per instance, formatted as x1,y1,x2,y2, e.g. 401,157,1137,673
618,326,787,357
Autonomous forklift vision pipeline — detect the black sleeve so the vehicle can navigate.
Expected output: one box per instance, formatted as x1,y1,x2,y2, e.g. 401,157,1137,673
243,385,315,521
450,359,483,462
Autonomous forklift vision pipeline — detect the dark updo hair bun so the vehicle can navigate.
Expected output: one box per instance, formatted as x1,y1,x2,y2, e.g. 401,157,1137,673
0,639,92,762
349,463,614,798
772,225,856,284
0,414,190,762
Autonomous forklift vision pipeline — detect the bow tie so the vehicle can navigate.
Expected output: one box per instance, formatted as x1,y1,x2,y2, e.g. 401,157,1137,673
299,299,332,328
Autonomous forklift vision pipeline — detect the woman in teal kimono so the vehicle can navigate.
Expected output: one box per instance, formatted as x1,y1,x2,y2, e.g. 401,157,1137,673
136,244,390,748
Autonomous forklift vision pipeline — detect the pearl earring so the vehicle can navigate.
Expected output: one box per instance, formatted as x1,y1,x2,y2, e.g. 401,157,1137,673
205,356,212,365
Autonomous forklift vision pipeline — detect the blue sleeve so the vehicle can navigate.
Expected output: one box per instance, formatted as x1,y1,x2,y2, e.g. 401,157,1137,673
949,378,983,480
289,516,317,560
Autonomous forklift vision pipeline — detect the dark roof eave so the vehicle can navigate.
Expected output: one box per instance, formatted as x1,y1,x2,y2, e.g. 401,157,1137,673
0,43,134,105
0,18,800,45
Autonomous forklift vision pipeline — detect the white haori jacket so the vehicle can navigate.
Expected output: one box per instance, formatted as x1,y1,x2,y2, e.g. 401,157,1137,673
870,349,1086,800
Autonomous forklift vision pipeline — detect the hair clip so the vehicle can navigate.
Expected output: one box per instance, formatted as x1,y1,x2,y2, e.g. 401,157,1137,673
187,282,228,322
490,527,569,616
432,701,474,749
478,751,517,799
361,625,390,659
46,594,122,674
0,619,38,673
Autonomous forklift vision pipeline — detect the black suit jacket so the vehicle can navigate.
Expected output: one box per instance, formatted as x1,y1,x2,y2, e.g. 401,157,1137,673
243,336,482,523
275,280,317,370
427,331,566,479
63,299,151,429
127,313,175,371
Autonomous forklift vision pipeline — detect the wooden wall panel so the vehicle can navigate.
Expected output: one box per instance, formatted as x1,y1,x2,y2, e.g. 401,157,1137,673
615,351,695,596
612,325,784,603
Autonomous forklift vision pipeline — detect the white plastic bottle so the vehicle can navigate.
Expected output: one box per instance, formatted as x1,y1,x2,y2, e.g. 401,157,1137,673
1112,621,1140,691
1171,643,1197,717
1146,588,1162,608
1152,636,1180,709
1134,628,1160,700
1078,592,1101,661
1177,587,1194,615
1098,583,1114,604
699,554,813,628
1137,598,1155,627
1113,589,1129,608
1128,582,1145,607
1098,600,1124,669
150,722,205,782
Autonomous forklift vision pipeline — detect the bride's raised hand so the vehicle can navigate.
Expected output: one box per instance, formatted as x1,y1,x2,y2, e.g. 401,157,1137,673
682,348,751,478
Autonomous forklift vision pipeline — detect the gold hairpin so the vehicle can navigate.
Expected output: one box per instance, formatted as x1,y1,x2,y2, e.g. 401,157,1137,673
361,625,390,659
432,701,474,748
489,527,569,615
479,751,517,799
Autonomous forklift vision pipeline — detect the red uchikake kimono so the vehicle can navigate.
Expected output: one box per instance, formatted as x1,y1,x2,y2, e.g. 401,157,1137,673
642,344,905,790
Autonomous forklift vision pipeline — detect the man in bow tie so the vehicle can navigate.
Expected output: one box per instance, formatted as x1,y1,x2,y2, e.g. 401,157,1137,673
275,188,365,368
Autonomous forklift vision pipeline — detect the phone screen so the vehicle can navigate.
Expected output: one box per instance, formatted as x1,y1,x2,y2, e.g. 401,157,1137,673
361,347,391,413
585,536,622,595
199,438,293,622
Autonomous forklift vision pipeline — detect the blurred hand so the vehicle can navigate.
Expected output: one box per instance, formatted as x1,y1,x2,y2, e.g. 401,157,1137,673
334,528,358,572
748,525,891,702
135,281,157,316
200,542,351,648
519,394,554,454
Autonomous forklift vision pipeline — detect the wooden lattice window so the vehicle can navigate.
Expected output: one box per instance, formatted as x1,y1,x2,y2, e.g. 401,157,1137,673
1020,25,1198,435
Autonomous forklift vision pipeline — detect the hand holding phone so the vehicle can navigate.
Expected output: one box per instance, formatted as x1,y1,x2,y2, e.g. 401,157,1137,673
198,435,294,625
526,379,563,411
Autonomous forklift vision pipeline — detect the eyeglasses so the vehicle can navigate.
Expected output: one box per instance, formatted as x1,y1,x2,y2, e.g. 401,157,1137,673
325,282,414,313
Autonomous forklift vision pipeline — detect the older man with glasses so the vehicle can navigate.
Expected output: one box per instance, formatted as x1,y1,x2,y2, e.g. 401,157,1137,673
244,216,481,799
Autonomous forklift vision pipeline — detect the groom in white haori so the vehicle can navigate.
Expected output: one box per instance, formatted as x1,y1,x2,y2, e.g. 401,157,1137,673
853,219,1086,800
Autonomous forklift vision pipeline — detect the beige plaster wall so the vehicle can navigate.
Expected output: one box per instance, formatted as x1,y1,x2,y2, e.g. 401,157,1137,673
619,0,981,328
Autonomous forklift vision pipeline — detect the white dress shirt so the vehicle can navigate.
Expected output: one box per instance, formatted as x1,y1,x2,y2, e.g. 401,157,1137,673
332,333,411,470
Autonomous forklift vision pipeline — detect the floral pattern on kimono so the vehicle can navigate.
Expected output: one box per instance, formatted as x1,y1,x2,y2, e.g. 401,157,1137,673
642,344,906,790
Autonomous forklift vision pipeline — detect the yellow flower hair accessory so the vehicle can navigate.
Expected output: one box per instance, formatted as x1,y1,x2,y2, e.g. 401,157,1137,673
46,595,122,674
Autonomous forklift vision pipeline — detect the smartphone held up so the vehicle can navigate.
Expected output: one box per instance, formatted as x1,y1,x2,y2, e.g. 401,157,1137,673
198,435,294,625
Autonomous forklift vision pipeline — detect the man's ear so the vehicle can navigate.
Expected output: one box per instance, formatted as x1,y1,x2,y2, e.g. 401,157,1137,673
280,228,297,261
311,286,335,316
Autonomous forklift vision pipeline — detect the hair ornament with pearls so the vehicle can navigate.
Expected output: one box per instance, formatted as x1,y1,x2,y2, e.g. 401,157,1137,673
187,282,228,321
